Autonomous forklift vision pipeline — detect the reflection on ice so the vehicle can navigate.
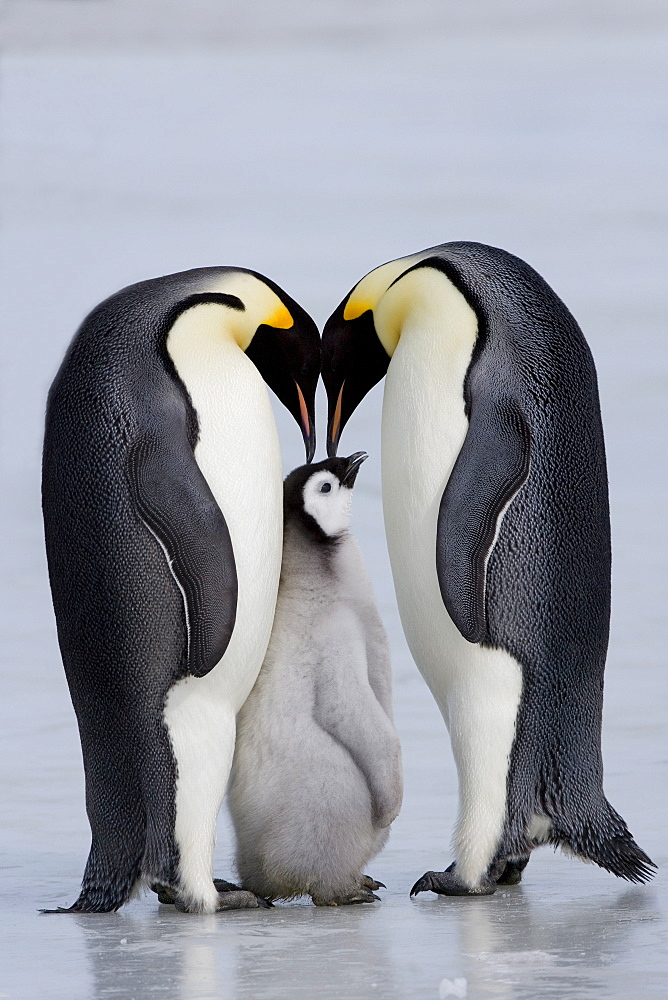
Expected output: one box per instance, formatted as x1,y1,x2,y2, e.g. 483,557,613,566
72,911,235,1000
21,875,663,1000
418,885,662,999
73,904,399,1000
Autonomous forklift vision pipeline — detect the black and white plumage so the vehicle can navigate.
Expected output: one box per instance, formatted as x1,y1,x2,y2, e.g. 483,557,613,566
228,454,403,905
42,267,320,913
321,242,655,895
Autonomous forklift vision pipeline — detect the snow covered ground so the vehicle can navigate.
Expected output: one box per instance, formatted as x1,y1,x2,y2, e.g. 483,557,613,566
1,2,666,997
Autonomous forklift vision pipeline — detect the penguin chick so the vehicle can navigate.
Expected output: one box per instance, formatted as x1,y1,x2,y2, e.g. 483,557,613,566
227,453,402,905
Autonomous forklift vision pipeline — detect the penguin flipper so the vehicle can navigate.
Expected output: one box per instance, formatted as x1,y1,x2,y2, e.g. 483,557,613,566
313,608,403,828
129,434,237,677
436,398,531,643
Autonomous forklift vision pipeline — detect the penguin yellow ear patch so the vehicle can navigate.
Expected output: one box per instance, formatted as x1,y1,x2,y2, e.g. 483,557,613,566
343,299,373,321
264,304,293,329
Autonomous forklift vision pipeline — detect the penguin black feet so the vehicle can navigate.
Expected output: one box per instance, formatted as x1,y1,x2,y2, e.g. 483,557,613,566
151,879,272,912
197,889,272,912
312,889,381,906
410,856,530,897
495,855,530,886
410,868,497,897
311,874,385,906
213,878,272,910
362,875,386,891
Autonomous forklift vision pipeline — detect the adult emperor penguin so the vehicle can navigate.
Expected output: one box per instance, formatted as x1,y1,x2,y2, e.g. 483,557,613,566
228,454,402,905
42,267,320,913
321,242,655,895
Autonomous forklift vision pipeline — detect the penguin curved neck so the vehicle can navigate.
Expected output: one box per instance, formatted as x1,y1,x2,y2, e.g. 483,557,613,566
374,267,478,358
167,301,252,361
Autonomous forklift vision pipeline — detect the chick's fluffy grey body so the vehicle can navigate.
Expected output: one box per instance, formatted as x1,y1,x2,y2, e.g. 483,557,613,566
228,517,402,904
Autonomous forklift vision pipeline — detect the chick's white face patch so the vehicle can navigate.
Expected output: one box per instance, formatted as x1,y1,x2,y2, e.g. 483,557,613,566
303,472,352,537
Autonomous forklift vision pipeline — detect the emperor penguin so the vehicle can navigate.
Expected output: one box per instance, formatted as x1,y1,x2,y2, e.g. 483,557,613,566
227,453,403,905
321,242,655,895
42,267,320,913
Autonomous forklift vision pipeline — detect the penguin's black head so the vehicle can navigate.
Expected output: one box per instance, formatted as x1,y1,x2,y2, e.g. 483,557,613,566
283,452,368,543
242,271,320,462
322,254,427,456
321,298,390,458
165,268,320,461
322,250,455,456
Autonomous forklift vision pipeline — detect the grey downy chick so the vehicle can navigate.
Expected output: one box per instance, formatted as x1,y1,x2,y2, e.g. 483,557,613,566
227,453,403,905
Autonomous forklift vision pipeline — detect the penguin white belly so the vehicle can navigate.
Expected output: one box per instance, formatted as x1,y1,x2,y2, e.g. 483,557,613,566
381,312,523,886
163,307,283,909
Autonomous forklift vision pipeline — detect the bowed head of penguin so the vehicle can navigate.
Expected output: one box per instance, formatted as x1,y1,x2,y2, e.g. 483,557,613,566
42,266,320,914
321,242,655,896
228,452,403,905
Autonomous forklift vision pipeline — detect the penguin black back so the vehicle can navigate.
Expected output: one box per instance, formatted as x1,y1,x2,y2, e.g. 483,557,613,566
42,267,320,913
425,244,636,878
321,242,655,892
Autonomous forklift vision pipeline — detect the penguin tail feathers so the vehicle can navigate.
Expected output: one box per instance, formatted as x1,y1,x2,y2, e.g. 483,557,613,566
57,840,146,913
40,875,138,914
66,870,142,913
557,801,656,884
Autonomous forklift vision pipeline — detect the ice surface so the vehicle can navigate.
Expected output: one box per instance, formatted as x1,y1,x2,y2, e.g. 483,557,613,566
1,2,667,998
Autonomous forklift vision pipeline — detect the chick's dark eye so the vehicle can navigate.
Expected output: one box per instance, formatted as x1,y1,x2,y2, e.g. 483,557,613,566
320,482,332,494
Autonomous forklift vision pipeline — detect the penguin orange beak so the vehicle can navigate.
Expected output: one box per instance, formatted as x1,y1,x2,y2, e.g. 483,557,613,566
295,381,316,463
322,307,391,457
329,382,345,458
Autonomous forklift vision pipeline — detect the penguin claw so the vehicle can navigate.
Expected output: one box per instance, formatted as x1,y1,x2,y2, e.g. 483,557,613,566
410,869,497,897
153,878,272,913
216,889,273,911
361,875,386,890
312,889,381,906
410,872,439,897
172,889,272,913
154,878,272,911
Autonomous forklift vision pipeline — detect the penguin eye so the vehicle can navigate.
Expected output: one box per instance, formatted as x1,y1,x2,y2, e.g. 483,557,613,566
320,482,332,494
